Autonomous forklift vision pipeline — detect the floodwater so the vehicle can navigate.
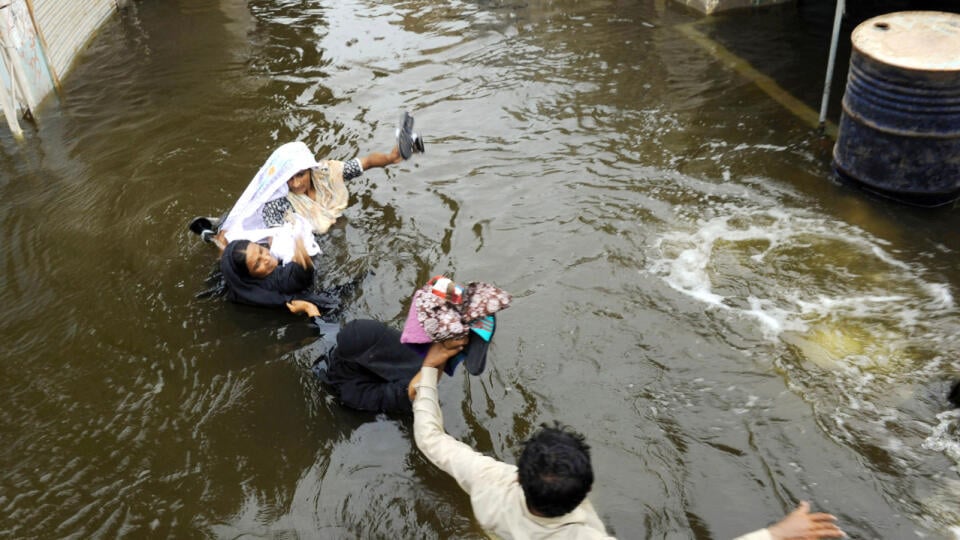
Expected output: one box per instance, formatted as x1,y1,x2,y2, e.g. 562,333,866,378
1,0,959,538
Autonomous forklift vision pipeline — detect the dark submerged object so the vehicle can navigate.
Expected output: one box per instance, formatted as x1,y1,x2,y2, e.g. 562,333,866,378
833,11,960,207
949,380,960,409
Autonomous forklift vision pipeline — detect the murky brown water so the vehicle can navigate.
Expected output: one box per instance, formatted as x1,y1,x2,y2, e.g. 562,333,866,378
2,0,959,538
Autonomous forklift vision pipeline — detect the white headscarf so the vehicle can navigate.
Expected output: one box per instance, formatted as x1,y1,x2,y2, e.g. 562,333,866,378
222,142,322,262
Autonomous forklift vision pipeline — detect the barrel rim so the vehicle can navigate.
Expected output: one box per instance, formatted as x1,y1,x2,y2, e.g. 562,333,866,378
852,10,960,73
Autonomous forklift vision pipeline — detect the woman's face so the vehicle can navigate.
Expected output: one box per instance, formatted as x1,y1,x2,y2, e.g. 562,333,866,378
287,169,311,195
244,243,278,278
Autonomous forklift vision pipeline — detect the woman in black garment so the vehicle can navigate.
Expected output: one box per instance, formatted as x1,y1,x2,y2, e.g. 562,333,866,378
219,236,338,314
288,276,510,414
287,301,467,415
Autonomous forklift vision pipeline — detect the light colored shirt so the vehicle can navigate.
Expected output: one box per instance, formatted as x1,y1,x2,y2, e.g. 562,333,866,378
413,367,772,540
413,367,615,539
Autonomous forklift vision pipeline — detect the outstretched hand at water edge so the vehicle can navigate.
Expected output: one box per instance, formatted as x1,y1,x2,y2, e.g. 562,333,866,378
767,501,845,540
286,299,321,317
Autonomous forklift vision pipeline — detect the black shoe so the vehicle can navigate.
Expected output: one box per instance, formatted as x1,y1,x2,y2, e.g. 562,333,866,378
412,133,425,154
189,216,220,236
397,112,416,160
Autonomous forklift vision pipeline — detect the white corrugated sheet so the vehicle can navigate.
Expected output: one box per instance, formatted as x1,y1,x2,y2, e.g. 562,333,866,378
31,0,116,80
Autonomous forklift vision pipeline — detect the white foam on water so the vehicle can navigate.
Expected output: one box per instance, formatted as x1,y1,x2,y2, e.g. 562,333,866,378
922,410,960,463
647,204,956,364
744,295,810,339
872,245,910,269
663,248,727,306
648,199,960,532
924,282,955,309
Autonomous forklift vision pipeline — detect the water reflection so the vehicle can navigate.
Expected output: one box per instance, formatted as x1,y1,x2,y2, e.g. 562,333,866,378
1,0,959,538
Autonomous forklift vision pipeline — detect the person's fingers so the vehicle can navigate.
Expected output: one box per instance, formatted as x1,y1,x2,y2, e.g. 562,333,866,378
795,501,811,514
808,512,838,522
810,523,845,538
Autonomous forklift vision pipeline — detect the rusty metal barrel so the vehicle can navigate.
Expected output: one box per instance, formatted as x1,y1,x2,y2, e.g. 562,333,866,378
833,11,960,206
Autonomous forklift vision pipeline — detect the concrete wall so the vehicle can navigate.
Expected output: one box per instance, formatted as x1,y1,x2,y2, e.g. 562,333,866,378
675,0,793,15
0,0,118,138
32,0,116,85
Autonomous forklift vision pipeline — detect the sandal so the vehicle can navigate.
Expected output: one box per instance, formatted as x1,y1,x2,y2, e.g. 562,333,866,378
397,111,425,159
413,133,425,154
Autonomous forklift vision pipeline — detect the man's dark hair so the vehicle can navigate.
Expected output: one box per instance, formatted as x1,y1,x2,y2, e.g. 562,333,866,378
517,422,594,517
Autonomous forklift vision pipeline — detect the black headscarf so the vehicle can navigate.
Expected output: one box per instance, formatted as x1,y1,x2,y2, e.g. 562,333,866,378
219,240,339,310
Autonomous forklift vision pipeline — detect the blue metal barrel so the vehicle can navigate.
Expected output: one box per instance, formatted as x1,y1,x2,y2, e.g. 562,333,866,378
833,11,960,206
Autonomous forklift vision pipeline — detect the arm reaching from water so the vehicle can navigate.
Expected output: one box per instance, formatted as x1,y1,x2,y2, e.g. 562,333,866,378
736,502,845,540
358,146,403,170
286,300,321,318
407,337,467,401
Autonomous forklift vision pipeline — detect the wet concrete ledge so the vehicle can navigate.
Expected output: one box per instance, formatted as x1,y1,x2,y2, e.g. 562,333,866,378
676,0,792,15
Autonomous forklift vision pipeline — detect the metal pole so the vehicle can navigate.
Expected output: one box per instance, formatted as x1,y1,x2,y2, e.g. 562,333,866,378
819,0,846,128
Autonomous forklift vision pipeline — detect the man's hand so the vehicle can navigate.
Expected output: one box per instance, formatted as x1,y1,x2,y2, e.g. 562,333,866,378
286,300,321,318
408,336,469,401
423,336,468,369
767,502,844,540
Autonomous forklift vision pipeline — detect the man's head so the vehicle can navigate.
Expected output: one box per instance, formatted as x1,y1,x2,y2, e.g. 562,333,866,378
518,422,593,517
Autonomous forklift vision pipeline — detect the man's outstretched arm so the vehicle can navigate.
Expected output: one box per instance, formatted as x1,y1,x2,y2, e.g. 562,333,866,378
412,365,513,495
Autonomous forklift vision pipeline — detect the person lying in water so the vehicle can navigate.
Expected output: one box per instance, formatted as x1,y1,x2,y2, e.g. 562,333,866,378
191,112,423,245
219,235,338,315
288,275,511,414
193,114,424,310
259,140,401,234
262,113,422,234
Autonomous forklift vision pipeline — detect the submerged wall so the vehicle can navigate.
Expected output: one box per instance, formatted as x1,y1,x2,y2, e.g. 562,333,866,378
675,0,793,15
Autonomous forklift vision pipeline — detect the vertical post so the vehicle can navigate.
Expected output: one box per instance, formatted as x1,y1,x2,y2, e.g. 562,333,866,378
819,0,846,128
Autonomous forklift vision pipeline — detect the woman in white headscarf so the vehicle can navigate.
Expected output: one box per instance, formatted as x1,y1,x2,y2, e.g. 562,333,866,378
221,112,422,246
257,141,403,234
193,114,422,312
204,140,407,314
217,139,405,257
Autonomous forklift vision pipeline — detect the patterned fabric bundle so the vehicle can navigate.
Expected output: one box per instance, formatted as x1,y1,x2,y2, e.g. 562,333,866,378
402,276,512,343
